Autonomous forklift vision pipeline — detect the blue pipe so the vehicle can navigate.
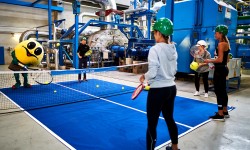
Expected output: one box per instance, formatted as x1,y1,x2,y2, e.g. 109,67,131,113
59,45,64,66
74,14,79,69
36,30,39,41
146,0,151,39
62,48,73,64
147,15,151,39
48,0,52,42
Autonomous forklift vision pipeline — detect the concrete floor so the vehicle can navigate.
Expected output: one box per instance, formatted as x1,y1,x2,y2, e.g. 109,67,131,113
0,65,250,150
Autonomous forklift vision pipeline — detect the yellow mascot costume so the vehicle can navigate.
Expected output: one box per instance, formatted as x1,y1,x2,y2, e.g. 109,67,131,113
8,40,44,89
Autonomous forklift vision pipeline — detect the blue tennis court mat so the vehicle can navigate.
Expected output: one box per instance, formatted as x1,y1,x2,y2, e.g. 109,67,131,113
0,79,234,150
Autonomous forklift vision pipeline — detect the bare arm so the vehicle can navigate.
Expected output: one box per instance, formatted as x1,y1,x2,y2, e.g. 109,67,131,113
204,42,228,63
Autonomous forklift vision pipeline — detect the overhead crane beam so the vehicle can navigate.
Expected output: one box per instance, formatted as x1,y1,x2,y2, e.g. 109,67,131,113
0,0,63,12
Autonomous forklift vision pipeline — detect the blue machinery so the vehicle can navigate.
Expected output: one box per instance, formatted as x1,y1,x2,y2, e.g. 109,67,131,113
61,0,250,74
1,0,250,73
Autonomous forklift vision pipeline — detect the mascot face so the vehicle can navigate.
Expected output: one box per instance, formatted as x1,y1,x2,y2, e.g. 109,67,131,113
15,40,44,66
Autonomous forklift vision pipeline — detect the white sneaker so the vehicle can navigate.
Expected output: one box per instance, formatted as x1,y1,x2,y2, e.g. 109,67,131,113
194,91,200,96
204,93,208,98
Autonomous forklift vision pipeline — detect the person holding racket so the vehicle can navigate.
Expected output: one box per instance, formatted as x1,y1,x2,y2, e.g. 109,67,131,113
192,40,211,98
204,25,230,121
8,40,44,89
77,37,90,82
139,18,179,150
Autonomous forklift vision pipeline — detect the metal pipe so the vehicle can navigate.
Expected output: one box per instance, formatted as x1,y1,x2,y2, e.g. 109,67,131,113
74,13,79,69
82,0,117,22
48,0,52,41
236,1,250,11
53,23,57,40
237,32,250,34
46,40,60,70
19,30,49,42
54,49,59,70
123,7,148,23
79,12,98,23
123,7,147,14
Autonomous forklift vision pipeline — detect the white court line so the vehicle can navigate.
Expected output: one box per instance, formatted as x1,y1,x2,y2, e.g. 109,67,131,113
54,82,193,129
0,91,76,150
155,95,235,150
55,82,236,150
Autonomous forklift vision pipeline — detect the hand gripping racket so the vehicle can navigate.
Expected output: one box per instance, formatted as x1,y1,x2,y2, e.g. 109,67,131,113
18,63,53,85
84,50,92,57
131,83,145,100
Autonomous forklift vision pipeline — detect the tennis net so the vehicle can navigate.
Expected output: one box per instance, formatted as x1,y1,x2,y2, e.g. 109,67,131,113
0,63,148,113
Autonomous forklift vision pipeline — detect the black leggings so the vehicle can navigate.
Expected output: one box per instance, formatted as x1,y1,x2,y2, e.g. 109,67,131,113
146,85,178,150
78,57,88,80
194,71,209,93
213,67,229,110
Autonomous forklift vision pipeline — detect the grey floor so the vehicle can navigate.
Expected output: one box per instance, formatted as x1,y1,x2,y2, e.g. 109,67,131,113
0,65,250,150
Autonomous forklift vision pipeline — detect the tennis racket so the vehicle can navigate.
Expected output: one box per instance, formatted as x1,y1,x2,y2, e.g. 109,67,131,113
85,50,92,57
190,45,204,62
18,63,53,85
196,65,209,73
131,83,145,100
196,63,215,73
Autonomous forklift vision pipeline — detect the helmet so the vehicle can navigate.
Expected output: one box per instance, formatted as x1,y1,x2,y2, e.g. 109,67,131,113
153,18,173,36
196,40,207,47
190,61,199,71
215,25,228,35
229,53,233,59
81,37,87,41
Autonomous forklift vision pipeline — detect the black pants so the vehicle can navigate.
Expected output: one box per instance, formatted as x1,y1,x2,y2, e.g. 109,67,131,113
194,71,209,93
146,85,178,150
78,57,88,80
213,66,229,110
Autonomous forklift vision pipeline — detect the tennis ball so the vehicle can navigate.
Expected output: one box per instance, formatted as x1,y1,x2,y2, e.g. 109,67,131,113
122,86,124,90
54,90,57,93
144,86,150,91
96,85,99,88
56,43,60,47
45,81,49,84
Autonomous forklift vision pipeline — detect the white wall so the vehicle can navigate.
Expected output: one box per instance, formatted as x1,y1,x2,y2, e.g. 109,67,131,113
0,3,48,65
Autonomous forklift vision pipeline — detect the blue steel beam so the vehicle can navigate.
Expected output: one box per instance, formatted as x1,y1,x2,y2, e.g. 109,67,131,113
0,0,63,12
31,0,43,6
77,19,145,39
48,0,52,41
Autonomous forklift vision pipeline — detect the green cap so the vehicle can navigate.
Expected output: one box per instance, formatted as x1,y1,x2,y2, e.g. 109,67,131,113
215,25,228,35
153,18,173,36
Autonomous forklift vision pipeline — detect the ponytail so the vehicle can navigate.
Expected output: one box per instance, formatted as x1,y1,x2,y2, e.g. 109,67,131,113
222,35,231,50
162,34,171,44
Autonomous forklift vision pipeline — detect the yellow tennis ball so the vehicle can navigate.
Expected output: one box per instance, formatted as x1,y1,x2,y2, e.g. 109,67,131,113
144,85,150,91
122,86,124,90
96,85,99,88
56,43,60,47
45,81,49,84
190,61,199,71
54,90,57,93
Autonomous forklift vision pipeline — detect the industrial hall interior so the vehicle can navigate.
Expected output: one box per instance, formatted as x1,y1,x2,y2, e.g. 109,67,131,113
0,0,250,150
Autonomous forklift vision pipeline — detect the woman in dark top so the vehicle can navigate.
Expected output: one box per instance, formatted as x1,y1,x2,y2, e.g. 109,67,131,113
204,25,230,121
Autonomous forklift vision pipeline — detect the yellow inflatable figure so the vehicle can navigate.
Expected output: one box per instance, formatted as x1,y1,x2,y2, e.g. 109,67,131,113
8,40,44,89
